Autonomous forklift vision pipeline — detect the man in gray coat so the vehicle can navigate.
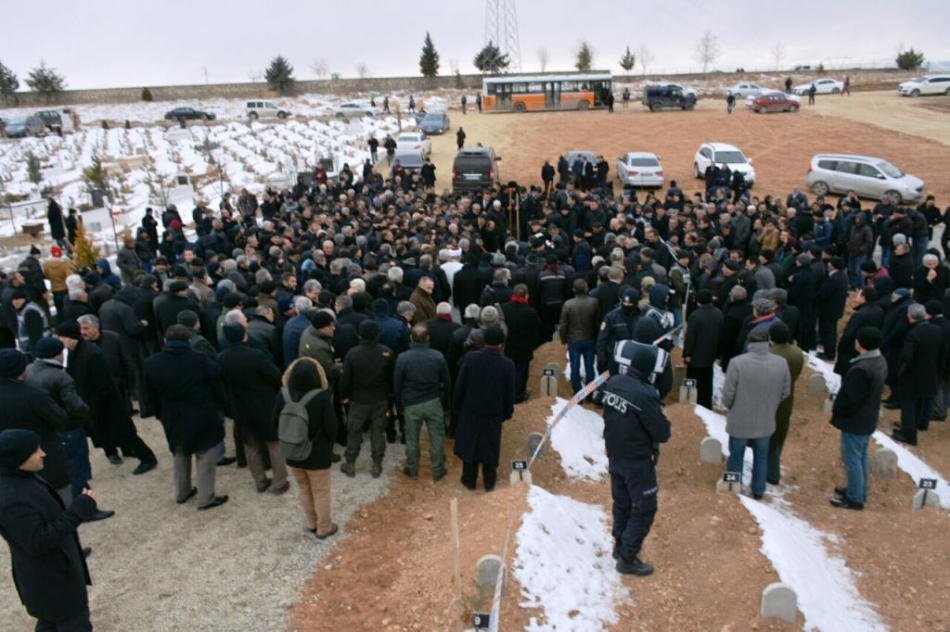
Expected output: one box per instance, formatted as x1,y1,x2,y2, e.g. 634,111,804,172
722,329,791,499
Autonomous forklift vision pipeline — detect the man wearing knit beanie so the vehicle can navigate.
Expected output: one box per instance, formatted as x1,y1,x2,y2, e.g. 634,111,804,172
0,429,99,630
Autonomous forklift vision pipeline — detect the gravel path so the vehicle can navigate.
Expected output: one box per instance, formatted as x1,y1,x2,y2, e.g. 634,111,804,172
0,416,404,631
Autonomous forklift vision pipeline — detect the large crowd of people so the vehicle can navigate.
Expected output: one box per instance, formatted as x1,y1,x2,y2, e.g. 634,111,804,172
1,147,949,625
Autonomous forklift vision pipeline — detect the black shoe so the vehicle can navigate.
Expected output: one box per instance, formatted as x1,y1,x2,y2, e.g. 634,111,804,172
177,487,198,504
617,556,654,576
86,509,116,522
882,402,900,410
107,454,123,465
132,460,157,475
834,486,848,497
433,470,446,482
402,467,418,480
612,544,620,560
331,453,342,463
83,547,92,558
400,434,407,445
198,495,229,511
216,457,236,467
752,493,764,500
386,432,396,444
830,497,864,510
461,478,477,491
891,430,917,446
485,485,495,492
315,523,339,540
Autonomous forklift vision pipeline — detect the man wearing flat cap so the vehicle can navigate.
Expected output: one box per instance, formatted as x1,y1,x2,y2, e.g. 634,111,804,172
0,429,99,630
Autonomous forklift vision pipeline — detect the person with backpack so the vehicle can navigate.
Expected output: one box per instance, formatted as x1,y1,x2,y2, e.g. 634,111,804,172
274,358,339,539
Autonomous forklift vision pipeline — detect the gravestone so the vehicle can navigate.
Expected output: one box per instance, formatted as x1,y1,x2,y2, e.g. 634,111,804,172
476,554,506,593
807,374,826,396
912,489,941,512
823,393,835,412
700,437,723,464
539,375,558,397
761,582,798,623
870,448,898,478
672,364,687,393
509,469,533,485
679,378,697,404
527,433,546,459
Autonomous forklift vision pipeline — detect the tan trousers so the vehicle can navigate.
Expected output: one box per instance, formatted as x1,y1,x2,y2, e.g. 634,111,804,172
290,467,333,535
244,436,288,489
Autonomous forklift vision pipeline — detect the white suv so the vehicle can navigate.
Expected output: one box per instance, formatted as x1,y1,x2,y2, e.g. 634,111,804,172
897,75,950,97
246,100,291,120
693,142,755,185
805,154,924,203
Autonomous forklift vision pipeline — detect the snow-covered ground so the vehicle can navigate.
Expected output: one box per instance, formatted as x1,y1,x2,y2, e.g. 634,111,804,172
547,397,609,482
514,485,628,631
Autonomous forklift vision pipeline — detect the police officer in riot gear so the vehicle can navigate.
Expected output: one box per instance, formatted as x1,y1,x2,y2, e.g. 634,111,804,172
603,340,671,576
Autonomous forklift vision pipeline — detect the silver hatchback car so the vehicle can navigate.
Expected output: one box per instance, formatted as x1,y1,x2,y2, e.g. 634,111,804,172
805,154,925,203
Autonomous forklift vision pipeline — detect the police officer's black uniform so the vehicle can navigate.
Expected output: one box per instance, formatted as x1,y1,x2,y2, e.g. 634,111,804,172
602,343,671,576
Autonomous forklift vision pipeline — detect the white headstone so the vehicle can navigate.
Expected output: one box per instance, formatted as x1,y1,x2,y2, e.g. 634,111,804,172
476,554,506,593
912,489,941,513
807,374,826,396
761,582,798,623
540,375,558,397
700,437,723,464
509,470,532,486
870,448,898,478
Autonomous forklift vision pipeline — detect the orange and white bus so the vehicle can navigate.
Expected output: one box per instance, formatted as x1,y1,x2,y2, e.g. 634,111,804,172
481,74,613,113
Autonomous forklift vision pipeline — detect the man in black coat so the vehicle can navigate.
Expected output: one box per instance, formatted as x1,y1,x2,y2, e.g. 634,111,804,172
787,253,818,351
451,255,482,313
153,280,201,338
815,257,850,361
0,430,99,630
834,287,885,375
830,328,888,509
99,286,148,416
925,300,950,421
143,325,229,510
425,303,461,362
683,290,723,408
881,289,914,407
719,286,752,371
596,287,641,378
501,284,542,402
453,325,516,491
893,304,947,446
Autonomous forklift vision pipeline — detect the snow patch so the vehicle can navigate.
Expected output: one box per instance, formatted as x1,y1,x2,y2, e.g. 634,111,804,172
805,352,841,394
547,398,608,481
872,432,950,510
514,486,628,631
740,496,888,631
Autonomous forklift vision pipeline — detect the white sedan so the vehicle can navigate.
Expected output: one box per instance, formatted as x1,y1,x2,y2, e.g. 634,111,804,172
724,82,765,98
394,132,431,156
332,101,382,119
616,152,664,188
744,90,802,109
792,78,845,96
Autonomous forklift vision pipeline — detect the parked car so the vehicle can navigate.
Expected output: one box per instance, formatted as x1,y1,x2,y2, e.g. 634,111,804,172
246,100,290,120
332,101,381,119
616,152,664,188
642,86,696,111
792,78,844,96
394,132,431,156
744,90,801,109
693,142,755,185
35,108,78,134
750,92,801,113
805,154,925,203
418,110,450,134
648,81,698,98
3,115,46,138
391,150,425,178
897,75,950,97
452,146,501,193
164,107,216,121
723,82,765,98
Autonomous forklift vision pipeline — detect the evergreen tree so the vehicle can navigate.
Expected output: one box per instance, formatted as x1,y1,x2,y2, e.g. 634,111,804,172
0,60,19,105
26,152,42,186
265,55,296,94
141,87,153,102
575,42,594,73
72,221,100,268
896,48,925,71
419,32,441,79
26,61,66,103
619,46,636,75
83,153,111,198
473,41,510,75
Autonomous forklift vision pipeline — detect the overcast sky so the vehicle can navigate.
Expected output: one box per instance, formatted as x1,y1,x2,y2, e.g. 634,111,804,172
3,0,948,90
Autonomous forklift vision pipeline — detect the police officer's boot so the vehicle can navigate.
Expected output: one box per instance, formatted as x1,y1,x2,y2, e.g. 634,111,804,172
616,556,654,576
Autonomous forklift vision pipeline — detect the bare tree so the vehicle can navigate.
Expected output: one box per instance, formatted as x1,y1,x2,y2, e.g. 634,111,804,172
771,42,786,71
246,69,263,83
538,47,549,72
449,57,459,75
638,44,655,77
694,30,721,77
310,58,328,79
357,63,371,79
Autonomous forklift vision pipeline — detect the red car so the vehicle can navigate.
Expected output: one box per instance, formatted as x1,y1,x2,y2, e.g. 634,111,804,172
751,93,800,113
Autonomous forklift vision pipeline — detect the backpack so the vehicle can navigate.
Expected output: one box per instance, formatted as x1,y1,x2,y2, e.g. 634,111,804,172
278,387,322,461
